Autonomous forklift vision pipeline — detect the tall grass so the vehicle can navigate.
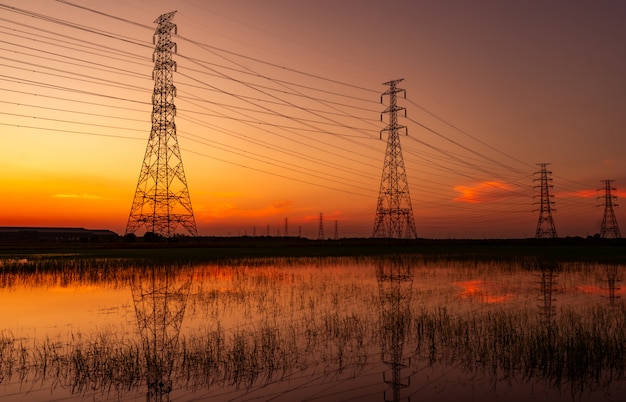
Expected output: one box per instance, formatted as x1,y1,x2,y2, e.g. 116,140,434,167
0,256,623,399
1,300,623,398
411,304,626,394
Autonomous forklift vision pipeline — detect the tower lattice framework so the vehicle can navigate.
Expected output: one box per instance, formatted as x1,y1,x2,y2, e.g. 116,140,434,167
317,212,324,240
126,11,197,237
132,268,192,401
373,79,417,239
534,163,557,238
377,260,413,402
599,179,621,238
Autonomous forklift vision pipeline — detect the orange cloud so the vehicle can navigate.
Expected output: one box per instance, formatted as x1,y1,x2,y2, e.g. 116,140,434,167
453,181,513,203
203,199,296,220
53,193,104,200
556,189,598,198
557,187,626,199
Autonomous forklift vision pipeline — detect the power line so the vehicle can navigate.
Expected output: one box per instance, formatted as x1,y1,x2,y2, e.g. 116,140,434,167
0,122,143,140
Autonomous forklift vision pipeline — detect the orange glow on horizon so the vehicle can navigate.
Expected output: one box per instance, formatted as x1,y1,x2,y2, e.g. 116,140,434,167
2,1,625,239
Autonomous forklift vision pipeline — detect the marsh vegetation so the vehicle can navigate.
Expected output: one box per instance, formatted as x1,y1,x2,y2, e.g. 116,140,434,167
0,254,623,401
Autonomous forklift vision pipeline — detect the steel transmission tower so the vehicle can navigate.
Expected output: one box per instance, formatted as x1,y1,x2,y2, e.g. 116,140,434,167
373,79,417,239
318,212,324,240
599,179,621,238
126,11,198,237
534,163,557,238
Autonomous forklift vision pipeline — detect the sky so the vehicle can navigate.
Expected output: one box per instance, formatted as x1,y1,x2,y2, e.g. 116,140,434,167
1,0,625,239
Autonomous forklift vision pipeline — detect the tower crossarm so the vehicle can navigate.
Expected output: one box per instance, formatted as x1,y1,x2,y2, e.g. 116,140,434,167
534,163,557,238
126,11,197,238
373,79,417,239
599,179,621,238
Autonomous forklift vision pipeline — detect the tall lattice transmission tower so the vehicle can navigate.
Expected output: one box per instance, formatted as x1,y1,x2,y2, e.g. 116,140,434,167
317,212,324,240
599,179,621,238
534,163,557,238
126,11,198,237
373,79,417,239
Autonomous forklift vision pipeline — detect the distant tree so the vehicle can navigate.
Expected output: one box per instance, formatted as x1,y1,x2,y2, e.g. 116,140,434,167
123,233,137,242
143,232,163,243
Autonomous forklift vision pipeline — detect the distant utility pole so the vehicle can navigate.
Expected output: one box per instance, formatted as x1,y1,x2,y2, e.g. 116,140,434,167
318,213,324,240
599,180,621,238
125,11,197,237
334,220,339,240
373,79,417,239
284,218,289,237
534,163,557,238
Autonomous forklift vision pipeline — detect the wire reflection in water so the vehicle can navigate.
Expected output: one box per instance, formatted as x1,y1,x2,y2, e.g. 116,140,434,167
377,259,413,402
0,256,623,401
131,266,192,402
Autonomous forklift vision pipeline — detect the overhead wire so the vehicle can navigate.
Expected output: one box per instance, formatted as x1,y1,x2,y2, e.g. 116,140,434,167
1,0,605,237
7,0,528,187
176,112,377,179
0,3,382,201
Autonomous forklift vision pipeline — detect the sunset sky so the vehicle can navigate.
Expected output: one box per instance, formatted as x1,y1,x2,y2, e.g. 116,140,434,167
1,0,625,238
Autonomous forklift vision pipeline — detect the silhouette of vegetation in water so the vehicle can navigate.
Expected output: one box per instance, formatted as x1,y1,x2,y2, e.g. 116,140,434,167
0,256,623,400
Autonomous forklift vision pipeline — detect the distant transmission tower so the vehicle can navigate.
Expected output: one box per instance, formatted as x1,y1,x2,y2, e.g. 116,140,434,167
534,163,557,238
599,180,621,238
373,79,417,239
126,11,198,237
318,213,324,240
334,220,339,240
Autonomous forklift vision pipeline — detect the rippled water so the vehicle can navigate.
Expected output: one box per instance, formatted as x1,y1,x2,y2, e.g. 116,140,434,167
0,256,624,401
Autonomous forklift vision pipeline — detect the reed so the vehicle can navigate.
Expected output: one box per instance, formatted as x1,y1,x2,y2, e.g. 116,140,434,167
411,303,626,393
0,255,623,400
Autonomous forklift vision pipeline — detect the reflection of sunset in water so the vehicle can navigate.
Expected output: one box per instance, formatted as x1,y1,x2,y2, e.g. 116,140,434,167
455,280,512,304
0,285,131,340
576,285,626,295
0,257,623,401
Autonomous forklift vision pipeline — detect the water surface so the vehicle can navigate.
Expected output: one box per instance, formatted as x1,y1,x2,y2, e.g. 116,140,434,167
0,256,623,401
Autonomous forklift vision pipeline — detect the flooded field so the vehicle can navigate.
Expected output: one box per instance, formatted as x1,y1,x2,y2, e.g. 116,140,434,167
0,254,624,401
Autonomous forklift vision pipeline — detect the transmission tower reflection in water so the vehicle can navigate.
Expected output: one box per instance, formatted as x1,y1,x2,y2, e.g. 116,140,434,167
131,266,192,402
377,260,414,402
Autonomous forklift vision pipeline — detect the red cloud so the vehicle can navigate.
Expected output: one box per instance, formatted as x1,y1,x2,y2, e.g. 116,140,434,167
557,188,626,199
556,189,598,198
453,181,513,203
